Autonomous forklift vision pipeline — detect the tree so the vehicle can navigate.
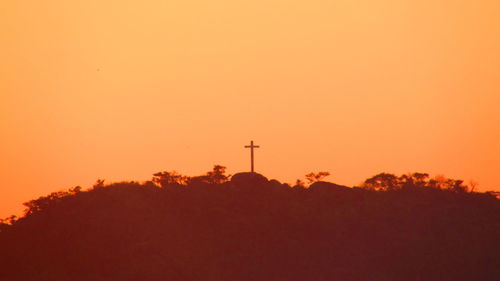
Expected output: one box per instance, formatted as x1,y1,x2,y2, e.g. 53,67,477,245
305,171,330,184
189,165,230,184
205,165,230,184
22,186,83,216
448,179,468,193
428,175,468,192
468,180,479,193
362,173,399,191
399,173,429,189
152,171,189,188
0,215,17,231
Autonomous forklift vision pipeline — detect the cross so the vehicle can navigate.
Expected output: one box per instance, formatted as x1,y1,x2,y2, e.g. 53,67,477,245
244,140,260,173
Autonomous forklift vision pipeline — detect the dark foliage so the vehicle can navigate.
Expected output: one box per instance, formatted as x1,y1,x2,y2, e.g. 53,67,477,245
0,168,499,281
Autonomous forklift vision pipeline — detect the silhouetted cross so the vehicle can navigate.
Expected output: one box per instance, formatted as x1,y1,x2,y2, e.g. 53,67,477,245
244,140,260,173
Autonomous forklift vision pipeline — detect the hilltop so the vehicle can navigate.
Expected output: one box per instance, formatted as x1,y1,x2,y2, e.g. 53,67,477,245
1,167,499,281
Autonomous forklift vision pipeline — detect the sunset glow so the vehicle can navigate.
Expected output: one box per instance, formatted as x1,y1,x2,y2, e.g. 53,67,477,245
1,0,499,217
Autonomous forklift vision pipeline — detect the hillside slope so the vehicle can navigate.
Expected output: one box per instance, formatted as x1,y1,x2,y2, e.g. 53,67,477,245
1,173,499,281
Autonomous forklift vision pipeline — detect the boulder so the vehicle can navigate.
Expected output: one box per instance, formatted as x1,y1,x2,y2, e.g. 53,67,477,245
309,181,351,192
230,172,269,186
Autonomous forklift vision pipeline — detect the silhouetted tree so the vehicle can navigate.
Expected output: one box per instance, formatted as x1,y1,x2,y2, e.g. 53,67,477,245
398,172,429,189
468,180,479,193
294,179,306,188
294,171,330,188
427,175,469,192
0,215,17,231
362,173,399,191
22,186,83,216
189,165,230,184
152,171,189,188
305,171,330,184
361,172,473,193
206,165,230,184
92,179,105,189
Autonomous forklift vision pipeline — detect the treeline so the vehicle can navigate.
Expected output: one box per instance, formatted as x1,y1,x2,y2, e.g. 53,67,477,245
0,167,499,281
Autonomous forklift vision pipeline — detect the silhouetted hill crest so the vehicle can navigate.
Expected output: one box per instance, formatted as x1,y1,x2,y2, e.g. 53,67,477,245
0,168,499,281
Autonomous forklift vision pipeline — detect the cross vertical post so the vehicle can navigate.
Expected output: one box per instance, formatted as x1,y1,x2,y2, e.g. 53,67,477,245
244,140,260,173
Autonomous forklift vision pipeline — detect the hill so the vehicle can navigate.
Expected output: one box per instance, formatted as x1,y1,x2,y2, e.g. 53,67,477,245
1,169,499,281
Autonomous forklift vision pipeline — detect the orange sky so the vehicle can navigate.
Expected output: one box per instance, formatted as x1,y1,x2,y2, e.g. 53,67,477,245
1,0,499,217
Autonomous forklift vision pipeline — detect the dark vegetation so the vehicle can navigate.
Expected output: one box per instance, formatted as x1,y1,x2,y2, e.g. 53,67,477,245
1,166,499,281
